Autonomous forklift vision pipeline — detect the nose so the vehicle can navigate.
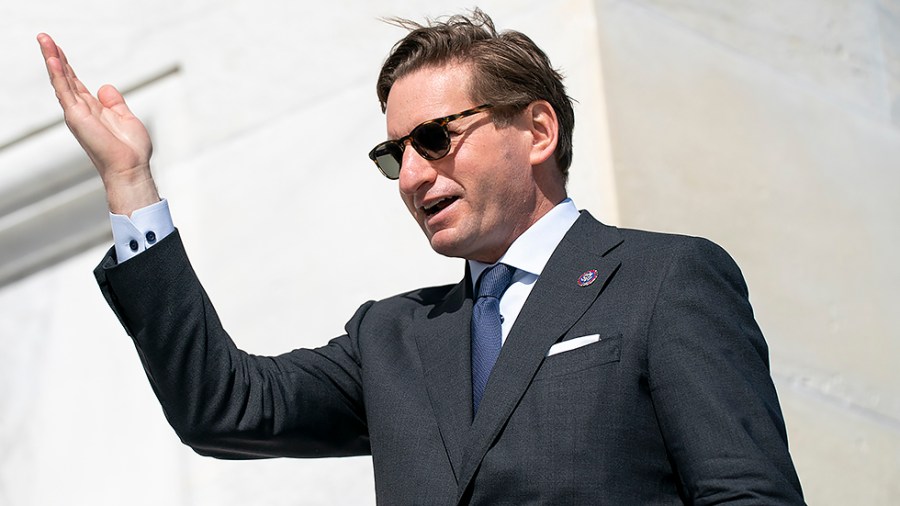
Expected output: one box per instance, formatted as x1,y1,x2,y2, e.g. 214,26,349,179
398,145,438,197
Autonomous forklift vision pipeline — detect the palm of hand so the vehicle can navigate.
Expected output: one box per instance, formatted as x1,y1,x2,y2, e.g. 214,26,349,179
38,33,152,184
38,33,160,215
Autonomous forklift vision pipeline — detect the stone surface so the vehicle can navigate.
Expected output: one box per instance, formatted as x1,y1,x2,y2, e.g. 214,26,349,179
594,0,899,503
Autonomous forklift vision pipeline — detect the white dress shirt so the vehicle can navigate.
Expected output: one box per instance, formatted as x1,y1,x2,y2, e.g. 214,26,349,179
468,198,580,344
109,198,175,262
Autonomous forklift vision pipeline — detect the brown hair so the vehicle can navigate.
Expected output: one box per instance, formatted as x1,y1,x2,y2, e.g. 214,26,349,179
376,9,575,176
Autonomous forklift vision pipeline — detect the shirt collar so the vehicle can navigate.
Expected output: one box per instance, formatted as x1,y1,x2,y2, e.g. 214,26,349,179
469,198,580,286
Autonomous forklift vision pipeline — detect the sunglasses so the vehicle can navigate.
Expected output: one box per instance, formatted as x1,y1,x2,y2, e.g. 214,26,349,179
368,104,494,179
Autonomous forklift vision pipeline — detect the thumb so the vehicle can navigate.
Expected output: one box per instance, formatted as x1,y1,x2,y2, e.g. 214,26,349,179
97,84,135,117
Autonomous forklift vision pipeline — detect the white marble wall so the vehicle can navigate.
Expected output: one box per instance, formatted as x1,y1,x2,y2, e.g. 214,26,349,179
593,1,900,505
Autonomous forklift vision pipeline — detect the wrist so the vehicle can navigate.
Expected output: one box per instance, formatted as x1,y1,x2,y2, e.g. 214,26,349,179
103,165,160,217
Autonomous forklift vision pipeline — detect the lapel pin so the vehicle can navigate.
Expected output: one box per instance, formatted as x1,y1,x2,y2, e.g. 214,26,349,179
577,269,599,287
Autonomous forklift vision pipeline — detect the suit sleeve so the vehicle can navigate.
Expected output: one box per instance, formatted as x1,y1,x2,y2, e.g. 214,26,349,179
94,230,371,459
646,237,804,504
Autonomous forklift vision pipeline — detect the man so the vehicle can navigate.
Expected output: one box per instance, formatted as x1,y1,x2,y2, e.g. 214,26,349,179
38,10,804,505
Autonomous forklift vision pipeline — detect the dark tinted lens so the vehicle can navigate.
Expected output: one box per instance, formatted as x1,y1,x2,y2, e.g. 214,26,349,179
411,122,451,160
370,142,403,179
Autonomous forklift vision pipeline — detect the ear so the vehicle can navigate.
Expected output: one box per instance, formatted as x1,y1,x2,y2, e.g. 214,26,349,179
526,100,559,167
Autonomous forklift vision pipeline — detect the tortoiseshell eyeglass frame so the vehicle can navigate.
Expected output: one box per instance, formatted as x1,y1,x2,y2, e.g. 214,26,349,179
368,104,494,180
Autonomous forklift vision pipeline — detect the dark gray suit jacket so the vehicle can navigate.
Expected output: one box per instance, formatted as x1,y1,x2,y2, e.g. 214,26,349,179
95,211,804,505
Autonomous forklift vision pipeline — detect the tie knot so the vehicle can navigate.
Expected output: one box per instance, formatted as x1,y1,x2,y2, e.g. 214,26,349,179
476,263,515,300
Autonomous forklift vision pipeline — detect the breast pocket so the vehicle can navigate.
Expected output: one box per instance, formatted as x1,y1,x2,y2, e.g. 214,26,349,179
533,334,622,381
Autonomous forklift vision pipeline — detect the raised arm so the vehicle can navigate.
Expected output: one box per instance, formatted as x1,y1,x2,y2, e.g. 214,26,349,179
37,33,159,216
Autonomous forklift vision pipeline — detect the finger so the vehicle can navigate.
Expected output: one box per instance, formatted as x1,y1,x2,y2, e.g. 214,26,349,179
37,33,61,62
37,33,70,85
37,34,78,108
57,45,80,83
57,43,72,72
37,33,64,81
48,58,80,109
97,85,136,118
57,45,91,95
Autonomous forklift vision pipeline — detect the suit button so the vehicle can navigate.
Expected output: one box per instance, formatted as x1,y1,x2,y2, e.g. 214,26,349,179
129,239,139,251
146,231,157,244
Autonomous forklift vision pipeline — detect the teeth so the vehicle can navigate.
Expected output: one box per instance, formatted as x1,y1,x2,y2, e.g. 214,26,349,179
423,197,449,211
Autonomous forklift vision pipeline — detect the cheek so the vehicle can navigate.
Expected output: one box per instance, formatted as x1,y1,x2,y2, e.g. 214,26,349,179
399,192,419,218
456,129,531,209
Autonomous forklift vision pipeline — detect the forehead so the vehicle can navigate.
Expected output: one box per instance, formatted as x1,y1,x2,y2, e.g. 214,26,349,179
384,63,475,137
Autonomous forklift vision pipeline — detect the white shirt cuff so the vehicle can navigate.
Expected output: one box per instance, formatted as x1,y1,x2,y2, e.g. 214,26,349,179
109,199,175,263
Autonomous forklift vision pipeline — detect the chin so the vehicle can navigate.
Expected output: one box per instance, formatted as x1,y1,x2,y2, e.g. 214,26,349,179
428,239,464,259
426,231,470,259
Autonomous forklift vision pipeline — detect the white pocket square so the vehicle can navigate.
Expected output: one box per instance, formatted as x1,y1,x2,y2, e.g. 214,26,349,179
546,334,600,357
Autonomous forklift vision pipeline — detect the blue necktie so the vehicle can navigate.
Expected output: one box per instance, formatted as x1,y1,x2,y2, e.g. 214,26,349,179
471,263,514,414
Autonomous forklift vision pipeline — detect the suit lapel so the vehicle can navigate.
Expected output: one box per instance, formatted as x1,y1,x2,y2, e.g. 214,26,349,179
413,273,474,482
455,212,623,500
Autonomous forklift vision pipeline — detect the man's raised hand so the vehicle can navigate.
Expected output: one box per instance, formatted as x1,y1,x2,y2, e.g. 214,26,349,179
37,33,159,216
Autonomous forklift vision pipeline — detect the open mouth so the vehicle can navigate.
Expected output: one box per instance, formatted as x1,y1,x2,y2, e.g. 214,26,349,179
422,196,458,217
